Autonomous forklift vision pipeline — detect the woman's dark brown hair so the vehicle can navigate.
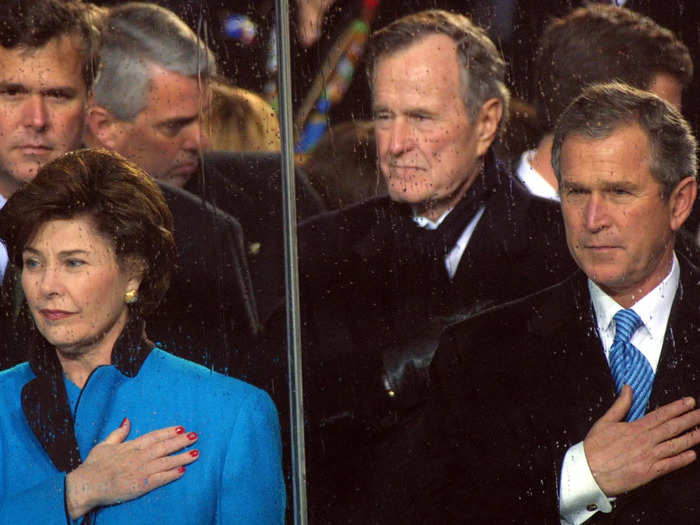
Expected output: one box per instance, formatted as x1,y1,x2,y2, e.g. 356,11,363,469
0,148,176,316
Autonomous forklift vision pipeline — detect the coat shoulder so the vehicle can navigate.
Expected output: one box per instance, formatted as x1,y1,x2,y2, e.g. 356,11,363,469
298,196,391,261
300,196,389,235
439,273,583,365
202,151,325,218
0,362,33,398
142,349,278,417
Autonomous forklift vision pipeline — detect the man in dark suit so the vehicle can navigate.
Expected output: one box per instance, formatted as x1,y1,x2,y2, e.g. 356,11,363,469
292,10,576,522
428,83,700,524
85,4,324,323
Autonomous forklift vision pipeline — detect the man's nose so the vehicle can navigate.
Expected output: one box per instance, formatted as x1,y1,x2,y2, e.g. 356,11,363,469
583,194,609,232
23,95,48,131
183,120,208,152
387,118,415,156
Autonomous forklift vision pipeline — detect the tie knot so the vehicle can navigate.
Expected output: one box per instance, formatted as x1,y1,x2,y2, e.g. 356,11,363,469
613,309,643,344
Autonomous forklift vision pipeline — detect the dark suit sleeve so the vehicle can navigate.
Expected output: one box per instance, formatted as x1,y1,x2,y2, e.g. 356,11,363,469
423,315,563,524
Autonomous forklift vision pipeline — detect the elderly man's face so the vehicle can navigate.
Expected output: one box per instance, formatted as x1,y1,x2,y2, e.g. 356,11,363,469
0,35,87,195
372,34,500,222
559,124,694,305
108,65,210,188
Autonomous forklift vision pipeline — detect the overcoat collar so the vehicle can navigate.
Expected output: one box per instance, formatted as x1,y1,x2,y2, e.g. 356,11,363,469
354,150,509,260
650,259,700,408
21,317,153,472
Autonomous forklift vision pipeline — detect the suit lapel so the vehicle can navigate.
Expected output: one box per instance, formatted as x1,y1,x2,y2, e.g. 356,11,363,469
452,173,530,285
529,273,617,443
21,319,153,472
610,259,700,520
649,258,700,408
449,187,519,319
21,331,82,472
533,258,700,444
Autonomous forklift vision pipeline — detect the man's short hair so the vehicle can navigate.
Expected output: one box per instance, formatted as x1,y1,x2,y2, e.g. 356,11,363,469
535,4,693,133
0,0,102,90
93,2,217,121
552,82,697,197
366,9,510,134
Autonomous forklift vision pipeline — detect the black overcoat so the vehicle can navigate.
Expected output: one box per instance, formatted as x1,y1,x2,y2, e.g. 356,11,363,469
427,256,700,524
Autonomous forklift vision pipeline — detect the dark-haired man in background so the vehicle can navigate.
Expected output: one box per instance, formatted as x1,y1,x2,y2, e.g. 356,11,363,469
519,3,693,202
0,0,100,283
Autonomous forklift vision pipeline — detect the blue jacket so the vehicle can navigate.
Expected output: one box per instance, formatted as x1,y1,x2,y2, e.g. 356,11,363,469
0,321,285,524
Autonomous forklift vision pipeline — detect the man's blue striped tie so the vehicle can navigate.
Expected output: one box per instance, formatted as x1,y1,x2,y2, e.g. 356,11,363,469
609,309,654,421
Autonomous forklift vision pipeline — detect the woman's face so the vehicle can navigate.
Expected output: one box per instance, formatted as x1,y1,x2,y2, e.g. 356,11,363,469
21,216,141,359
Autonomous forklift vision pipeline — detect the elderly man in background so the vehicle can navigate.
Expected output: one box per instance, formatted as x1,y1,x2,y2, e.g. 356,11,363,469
290,9,576,523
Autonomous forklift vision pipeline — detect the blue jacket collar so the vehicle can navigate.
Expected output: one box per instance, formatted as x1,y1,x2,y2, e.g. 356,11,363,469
21,317,152,472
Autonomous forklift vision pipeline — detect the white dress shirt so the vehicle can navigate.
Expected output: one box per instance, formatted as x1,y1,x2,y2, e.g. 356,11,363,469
516,150,560,202
559,254,679,524
413,205,486,279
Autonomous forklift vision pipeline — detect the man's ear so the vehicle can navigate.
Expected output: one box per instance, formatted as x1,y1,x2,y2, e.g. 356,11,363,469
669,175,697,231
474,98,503,158
86,105,123,150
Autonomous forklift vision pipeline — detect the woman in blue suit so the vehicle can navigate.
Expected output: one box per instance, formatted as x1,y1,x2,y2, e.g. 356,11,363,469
0,149,285,523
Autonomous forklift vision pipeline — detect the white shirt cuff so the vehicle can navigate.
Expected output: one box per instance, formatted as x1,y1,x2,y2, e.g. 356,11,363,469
559,441,613,524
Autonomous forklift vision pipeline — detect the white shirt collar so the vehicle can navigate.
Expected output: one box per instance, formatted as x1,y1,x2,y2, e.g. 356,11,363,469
588,253,679,371
412,207,451,230
410,202,486,279
516,149,560,202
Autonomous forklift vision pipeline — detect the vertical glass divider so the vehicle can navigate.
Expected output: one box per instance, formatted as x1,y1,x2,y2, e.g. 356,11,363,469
275,1,308,523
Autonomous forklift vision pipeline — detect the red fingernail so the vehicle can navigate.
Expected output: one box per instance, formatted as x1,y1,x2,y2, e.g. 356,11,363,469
189,450,199,458
120,417,128,428
175,426,185,434
187,432,197,441
177,466,186,473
